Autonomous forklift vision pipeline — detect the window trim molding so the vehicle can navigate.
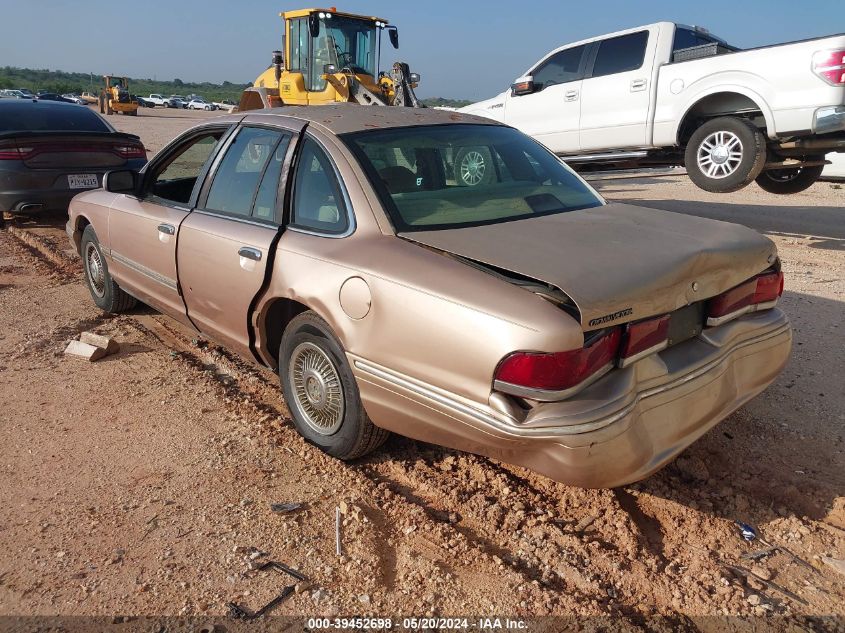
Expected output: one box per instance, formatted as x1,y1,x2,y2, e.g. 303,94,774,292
286,133,356,239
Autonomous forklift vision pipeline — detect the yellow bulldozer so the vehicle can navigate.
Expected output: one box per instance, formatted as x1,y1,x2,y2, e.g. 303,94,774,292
99,76,139,116
238,7,423,111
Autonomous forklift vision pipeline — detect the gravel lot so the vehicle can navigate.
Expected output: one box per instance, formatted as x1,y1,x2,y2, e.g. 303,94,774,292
0,108,843,627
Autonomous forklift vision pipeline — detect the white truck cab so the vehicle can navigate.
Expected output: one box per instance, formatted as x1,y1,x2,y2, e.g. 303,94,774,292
461,22,845,193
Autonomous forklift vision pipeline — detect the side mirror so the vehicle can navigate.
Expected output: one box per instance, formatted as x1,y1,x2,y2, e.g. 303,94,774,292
387,26,399,49
409,72,420,84
323,63,338,75
103,169,137,194
511,76,536,96
308,13,320,37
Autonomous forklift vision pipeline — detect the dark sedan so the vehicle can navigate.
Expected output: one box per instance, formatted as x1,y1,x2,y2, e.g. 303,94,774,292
0,100,147,216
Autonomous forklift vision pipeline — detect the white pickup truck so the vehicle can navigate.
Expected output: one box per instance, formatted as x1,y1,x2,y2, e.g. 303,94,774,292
459,22,845,194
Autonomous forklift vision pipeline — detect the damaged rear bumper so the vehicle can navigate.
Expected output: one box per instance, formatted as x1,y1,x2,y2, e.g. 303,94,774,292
351,308,791,488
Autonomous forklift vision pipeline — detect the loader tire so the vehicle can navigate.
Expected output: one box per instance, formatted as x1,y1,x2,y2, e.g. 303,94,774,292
684,117,766,193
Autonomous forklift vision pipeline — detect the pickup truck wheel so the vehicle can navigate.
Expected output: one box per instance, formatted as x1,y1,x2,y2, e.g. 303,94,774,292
454,146,495,187
280,311,389,460
80,225,137,313
685,117,766,193
755,162,824,194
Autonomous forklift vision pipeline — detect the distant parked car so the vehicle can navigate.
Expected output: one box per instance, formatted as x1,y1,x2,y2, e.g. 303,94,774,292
134,96,155,108
187,98,216,111
36,93,77,103
213,99,237,112
80,92,99,105
0,89,30,99
168,95,188,108
822,153,845,180
61,94,87,105
17,88,35,99
0,100,147,216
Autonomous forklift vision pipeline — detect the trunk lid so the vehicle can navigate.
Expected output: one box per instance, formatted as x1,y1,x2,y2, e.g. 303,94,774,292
400,203,777,330
1,131,143,169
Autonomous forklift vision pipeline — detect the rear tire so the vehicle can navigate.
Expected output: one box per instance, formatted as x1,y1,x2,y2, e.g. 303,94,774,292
454,146,495,187
279,311,389,460
684,117,766,193
755,161,823,194
80,225,136,313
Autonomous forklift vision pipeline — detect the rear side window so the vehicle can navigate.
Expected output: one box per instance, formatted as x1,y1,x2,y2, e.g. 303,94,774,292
673,28,718,51
291,138,349,235
591,31,649,77
0,103,110,132
205,127,287,218
532,45,587,89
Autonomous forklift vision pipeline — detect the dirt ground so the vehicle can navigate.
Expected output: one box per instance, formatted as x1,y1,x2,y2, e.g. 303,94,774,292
0,108,843,629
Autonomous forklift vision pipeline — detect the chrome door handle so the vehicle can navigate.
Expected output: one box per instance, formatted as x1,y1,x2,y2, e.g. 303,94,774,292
564,90,579,101
238,247,262,261
157,223,175,235
630,79,647,92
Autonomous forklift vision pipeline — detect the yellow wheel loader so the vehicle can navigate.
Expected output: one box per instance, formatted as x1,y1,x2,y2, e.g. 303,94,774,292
99,76,139,116
238,7,424,111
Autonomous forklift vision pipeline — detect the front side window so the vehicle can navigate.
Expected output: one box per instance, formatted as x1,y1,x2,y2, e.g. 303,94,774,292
532,45,587,90
591,31,649,78
205,127,287,218
290,137,349,234
151,132,223,204
342,124,602,232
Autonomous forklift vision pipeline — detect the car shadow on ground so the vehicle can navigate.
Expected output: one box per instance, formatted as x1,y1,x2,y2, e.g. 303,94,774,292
611,197,845,251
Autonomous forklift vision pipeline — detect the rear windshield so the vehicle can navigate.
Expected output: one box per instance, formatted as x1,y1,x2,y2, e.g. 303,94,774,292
342,124,602,231
0,103,110,132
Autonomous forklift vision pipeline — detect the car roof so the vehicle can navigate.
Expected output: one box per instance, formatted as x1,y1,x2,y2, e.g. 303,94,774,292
245,104,503,136
0,98,80,110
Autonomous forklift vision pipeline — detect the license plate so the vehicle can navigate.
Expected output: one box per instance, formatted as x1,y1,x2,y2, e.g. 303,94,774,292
68,174,99,189
667,302,705,346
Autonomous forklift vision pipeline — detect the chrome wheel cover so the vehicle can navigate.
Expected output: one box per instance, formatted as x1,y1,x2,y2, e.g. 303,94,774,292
288,342,344,435
460,149,487,186
697,131,743,179
85,242,106,298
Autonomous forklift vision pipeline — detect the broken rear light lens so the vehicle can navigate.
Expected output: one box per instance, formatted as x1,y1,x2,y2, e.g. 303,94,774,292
706,271,783,326
619,314,670,367
494,328,621,395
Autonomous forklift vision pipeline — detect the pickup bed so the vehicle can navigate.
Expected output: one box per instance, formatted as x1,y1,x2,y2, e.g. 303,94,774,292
460,22,845,193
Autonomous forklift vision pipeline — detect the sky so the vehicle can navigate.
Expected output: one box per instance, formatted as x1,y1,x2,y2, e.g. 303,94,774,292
1,0,844,100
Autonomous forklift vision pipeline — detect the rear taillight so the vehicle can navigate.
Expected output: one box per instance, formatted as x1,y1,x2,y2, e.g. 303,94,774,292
494,328,621,398
706,270,783,326
0,141,30,160
813,49,845,85
619,314,670,368
113,142,146,159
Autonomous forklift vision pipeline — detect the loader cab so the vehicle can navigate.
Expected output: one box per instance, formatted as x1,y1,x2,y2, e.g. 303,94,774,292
280,8,397,102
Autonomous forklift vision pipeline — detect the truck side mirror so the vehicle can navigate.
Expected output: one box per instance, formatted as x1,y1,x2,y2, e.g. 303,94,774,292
511,76,536,96
323,64,338,75
103,170,137,194
388,26,399,49
308,13,320,37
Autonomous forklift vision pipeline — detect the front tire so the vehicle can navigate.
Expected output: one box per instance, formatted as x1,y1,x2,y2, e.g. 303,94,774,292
684,117,766,193
755,161,823,194
80,225,136,313
279,311,389,460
